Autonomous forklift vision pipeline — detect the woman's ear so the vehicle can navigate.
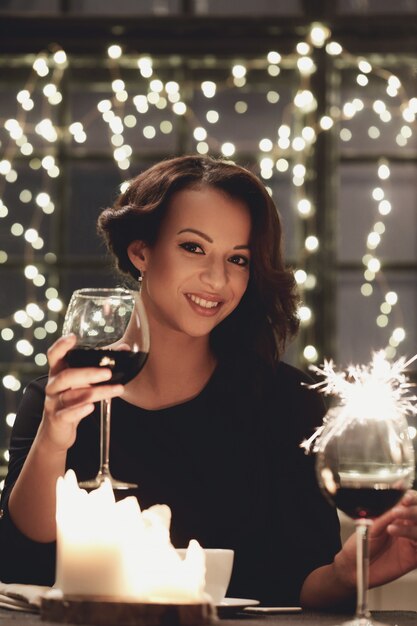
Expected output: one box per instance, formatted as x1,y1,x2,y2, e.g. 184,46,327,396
127,240,149,272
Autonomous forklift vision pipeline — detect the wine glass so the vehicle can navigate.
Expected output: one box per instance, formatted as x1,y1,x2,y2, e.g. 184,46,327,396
316,407,415,626
62,287,150,489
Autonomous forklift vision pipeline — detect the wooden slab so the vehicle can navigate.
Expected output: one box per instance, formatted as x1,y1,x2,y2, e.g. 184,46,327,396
41,596,217,626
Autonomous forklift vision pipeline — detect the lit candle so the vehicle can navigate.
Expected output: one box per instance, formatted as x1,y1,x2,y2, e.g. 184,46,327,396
55,470,206,602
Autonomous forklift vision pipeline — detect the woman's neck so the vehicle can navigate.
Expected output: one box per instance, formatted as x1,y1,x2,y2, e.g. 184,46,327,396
122,319,217,410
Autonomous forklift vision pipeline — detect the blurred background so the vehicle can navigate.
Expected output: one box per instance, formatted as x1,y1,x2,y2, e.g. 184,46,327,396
0,0,417,488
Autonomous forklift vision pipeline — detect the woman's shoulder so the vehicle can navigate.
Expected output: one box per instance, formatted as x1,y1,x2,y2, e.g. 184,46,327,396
215,354,327,441
273,359,316,387
215,353,321,410
25,375,48,391
11,375,48,437
264,359,327,435
271,361,316,397
20,374,49,405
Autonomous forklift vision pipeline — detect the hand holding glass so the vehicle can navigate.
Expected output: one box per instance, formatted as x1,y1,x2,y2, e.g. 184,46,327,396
62,288,150,489
316,410,415,626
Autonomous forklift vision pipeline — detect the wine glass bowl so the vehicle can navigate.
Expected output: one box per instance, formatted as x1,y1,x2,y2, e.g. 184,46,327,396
317,416,415,521
62,288,150,490
63,288,149,383
316,410,415,626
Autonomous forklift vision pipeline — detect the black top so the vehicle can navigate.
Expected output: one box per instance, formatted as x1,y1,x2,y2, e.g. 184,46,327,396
0,359,341,605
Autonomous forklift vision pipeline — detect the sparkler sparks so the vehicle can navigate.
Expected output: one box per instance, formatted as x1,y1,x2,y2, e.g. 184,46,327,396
301,351,417,453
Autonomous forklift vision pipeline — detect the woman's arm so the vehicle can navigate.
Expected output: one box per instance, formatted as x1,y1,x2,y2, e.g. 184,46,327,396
7,334,124,543
300,550,355,609
301,489,417,609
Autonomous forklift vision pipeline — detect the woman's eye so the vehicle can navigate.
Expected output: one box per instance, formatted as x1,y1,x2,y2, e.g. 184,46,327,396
179,241,205,254
229,255,249,267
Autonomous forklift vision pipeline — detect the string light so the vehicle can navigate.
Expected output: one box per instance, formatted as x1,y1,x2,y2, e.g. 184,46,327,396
309,23,331,48
107,44,122,59
304,345,319,362
1,29,416,440
201,81,216,98
298,305,313,324
137,56,153,78
221,142,235,157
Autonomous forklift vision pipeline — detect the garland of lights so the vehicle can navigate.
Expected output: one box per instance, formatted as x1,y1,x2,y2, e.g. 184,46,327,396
1,23,417,468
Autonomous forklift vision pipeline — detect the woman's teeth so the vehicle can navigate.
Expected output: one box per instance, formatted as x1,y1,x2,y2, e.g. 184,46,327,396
188,294,219,309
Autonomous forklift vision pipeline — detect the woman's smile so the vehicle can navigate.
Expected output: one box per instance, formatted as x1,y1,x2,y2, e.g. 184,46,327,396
185,292,223,315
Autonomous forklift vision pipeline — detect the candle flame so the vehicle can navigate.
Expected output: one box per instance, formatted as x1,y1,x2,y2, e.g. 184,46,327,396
301,350,417,453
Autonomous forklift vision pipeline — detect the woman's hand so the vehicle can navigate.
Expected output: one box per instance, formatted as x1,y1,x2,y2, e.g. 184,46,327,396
39,334,124,453
335,490,417,589
367,489,417,585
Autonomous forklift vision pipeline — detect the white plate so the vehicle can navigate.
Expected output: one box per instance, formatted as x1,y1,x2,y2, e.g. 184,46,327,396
217,597,259,615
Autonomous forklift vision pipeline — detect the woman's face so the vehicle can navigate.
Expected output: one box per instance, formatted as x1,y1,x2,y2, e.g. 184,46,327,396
129,186,251,339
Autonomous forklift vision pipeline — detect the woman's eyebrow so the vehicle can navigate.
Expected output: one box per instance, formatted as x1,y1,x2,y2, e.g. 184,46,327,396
177,228,212,242
177,228,249,250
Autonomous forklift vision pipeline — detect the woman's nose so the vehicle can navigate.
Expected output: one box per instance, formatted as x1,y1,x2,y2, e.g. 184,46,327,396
200,257,228,290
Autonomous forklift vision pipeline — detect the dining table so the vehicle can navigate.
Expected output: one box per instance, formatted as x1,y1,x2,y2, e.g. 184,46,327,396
0,607,416,626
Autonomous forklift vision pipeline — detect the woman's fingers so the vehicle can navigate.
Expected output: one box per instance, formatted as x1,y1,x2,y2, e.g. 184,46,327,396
41,376,124,451
46,366,113,395
54,401,97,425
386,490,417,540
400,490,417,506
40,335,128,452
387,524,417,541
391,490,417,519
55,384,124,416
47,334,77,373
45,370,124,424
114,342,131,351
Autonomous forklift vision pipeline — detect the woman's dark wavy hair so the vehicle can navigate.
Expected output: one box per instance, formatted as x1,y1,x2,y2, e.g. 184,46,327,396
98,155,300,366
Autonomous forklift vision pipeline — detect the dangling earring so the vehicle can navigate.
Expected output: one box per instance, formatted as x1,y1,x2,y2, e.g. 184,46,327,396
138,272,143,294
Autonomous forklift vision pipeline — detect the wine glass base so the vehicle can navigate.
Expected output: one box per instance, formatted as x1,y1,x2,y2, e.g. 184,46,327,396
109,479,138,490
334,617,390,626
79,475,138,490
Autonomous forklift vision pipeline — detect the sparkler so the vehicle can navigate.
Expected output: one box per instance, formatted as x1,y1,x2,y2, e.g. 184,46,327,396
301,350,417,453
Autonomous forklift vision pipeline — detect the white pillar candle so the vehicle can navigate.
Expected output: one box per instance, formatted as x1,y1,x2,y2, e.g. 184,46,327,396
55,470,206,603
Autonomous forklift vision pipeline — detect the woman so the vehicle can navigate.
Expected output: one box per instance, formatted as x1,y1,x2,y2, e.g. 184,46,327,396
1,155,416,608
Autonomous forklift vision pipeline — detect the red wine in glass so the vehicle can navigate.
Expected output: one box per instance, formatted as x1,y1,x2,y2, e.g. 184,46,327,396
65,348,148,385
331,485,406,520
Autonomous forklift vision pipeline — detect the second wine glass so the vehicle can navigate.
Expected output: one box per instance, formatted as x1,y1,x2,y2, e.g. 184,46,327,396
62,287,150,489
316,410,415,626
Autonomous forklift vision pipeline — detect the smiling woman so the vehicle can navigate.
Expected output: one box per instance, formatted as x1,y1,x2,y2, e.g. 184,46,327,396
2,155,417,609
96,156,299,410
98,155,299,368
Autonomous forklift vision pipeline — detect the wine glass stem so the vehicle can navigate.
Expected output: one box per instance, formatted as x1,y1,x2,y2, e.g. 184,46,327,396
99,398,112,480
355,519,372,621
